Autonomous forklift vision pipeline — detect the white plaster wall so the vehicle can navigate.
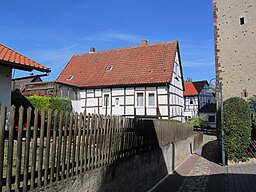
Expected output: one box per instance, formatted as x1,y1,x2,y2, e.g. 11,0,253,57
157,86,168,94
112,88,124,96
125,87,134,95
71,100,84,113
125,96,134,105
80,90,86,98
125,106,134,115
0,66,12,112
86,98,98,107
158,106,168,116
158,95,167,105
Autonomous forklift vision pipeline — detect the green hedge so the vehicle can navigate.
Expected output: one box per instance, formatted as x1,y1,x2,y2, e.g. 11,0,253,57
223,97,251,162
12,93,72,112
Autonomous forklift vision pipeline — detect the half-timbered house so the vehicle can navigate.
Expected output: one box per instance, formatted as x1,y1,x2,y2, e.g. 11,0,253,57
57,40,185,121
184,81,216,126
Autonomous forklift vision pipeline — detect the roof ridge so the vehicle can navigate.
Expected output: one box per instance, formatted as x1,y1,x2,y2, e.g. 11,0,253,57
74,40,178,56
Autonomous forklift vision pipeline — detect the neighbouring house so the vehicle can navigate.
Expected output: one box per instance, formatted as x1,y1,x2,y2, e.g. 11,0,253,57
184,81,216,127
0,43,50,112
23,81,80,100
199,103,217,128
57,40,185,121
213,0,256,101
11,73,47,92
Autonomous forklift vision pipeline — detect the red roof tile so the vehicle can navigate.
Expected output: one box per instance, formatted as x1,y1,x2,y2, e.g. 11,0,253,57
57,41,179,87
0,44,50,72
184,81,208,96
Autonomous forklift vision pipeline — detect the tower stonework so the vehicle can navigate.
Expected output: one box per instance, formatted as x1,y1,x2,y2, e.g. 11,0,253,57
213,0,256,101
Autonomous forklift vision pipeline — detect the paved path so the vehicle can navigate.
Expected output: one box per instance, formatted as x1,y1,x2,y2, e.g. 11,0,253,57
151,135,256,192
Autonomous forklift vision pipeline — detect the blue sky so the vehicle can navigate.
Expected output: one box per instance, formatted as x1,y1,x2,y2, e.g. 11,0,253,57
0,0,215,82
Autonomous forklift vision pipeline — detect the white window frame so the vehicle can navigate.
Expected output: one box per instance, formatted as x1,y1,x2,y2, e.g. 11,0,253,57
102,93,110,108
135,92,144,108
147,91,156,108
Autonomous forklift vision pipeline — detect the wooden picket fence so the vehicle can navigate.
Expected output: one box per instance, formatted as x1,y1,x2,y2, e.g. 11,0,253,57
0,105,160,192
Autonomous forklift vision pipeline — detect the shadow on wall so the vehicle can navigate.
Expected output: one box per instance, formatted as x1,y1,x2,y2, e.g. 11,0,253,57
97,119,171,192
95,119,195,192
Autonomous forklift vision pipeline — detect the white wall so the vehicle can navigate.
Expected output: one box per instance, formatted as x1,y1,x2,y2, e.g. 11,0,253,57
0,66,12,112
76,86,170,118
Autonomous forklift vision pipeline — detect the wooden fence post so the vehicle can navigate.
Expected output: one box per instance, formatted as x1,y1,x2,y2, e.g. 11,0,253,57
15,106,24,191
30,108,39,190
67,112,73,178
0,105,7,192
56,111,64,181
50,110,58,183
44,109,52,185
61,111,69,180
38,110,45,187
23,107,32,191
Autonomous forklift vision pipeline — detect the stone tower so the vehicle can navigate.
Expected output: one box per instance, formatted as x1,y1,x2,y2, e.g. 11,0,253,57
213,0,256,101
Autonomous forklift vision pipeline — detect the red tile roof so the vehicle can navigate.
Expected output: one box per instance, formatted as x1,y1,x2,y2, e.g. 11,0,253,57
184,81,208,96
57,41,179,87
0,44,50,72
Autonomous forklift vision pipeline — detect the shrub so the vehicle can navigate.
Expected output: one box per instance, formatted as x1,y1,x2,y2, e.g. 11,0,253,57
26,95,72,112
223,97,251,162
187,117,206,127
12,92,72,113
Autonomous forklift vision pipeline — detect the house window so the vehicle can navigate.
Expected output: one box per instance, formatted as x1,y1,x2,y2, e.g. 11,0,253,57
67,75,74,80
241,89,248,97
208,116,215,123
189,98,193,104
136,92,144,107
115,98,120,106
106,66,113,72
240,17,245,25
103,93,110,107
148,92,156,107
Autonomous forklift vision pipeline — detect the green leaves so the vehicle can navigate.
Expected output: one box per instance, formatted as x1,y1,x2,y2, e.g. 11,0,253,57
223,97,251,162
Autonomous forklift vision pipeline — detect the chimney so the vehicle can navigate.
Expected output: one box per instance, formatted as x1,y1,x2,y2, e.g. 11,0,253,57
140,40,148,46
90,47,95,53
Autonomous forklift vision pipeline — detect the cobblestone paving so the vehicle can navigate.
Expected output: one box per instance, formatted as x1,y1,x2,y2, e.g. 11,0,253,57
151,135,256,192
177,152,212,192
177,136,217,192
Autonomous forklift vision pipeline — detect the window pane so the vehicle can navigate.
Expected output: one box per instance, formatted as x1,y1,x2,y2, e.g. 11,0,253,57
104,94,109,106
115,98,119,106
208,116,215,122
137,93,143,106
148,93,155,106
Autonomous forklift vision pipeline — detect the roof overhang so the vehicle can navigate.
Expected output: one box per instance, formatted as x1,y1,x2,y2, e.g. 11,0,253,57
0,60,51,73
56,81,169,89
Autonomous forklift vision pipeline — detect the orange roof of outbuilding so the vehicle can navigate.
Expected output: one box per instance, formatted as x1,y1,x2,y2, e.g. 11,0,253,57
184,81,208,96
0,43,50,72
57,41,181,87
